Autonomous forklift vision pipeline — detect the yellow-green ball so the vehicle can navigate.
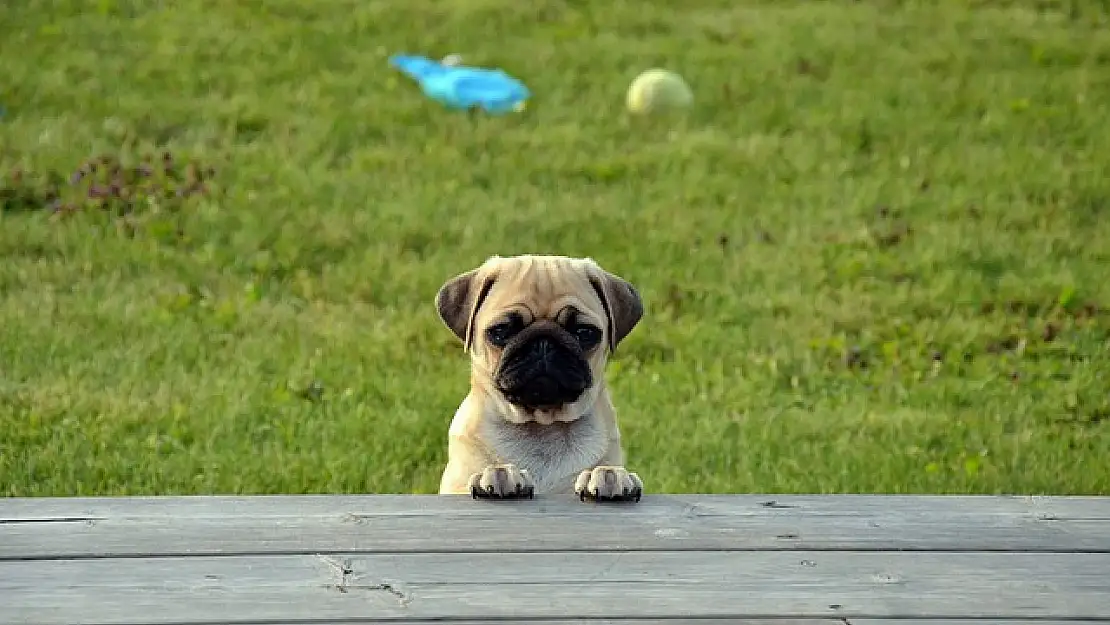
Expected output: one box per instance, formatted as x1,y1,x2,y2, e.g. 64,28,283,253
626,69,693,115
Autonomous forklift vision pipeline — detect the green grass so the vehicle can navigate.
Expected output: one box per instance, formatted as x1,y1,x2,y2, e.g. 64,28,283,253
2,0,1109,497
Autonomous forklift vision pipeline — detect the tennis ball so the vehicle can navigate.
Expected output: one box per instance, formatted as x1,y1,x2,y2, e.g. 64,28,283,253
626,69,693,115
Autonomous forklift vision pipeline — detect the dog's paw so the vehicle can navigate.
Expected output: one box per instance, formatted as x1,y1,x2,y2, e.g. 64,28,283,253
575,466,643,503
468,463,535,500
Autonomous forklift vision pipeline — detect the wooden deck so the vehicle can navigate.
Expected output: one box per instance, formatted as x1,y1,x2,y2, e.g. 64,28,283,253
2,494,1109,624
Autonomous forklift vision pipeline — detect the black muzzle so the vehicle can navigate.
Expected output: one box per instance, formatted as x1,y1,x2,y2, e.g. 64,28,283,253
494,321,593,408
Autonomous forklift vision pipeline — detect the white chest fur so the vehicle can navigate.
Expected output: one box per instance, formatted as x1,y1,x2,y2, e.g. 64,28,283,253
479,414,610,494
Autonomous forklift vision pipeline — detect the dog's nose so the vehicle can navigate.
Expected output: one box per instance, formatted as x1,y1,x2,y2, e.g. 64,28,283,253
533,337,554,363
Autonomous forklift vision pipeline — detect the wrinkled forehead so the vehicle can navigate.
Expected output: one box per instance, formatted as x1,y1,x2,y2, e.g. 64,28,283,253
480,259,605,322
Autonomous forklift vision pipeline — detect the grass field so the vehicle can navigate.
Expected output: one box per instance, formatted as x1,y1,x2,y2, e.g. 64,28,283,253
2,0,1109,497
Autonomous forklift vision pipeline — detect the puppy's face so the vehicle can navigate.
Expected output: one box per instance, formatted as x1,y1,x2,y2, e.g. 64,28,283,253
436,255,643,425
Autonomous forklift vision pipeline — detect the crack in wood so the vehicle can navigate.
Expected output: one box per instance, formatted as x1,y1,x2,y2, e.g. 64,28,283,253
316,555,354,593
316,554,412,606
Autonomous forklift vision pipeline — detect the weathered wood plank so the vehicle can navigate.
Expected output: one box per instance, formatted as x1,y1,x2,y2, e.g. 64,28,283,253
3,495,1108,558
2,507,1106,559
230,622,1110,625
2,551,1108,624
151,622,1110,625
235,621,835,625
258,621,843,625
237,622,1110,625
5,494,1109,520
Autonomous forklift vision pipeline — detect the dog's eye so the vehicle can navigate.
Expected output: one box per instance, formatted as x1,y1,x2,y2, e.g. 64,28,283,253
485,322,517,348
573,325,602,348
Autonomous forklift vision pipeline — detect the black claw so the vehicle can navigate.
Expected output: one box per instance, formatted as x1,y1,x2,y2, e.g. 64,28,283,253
577,486,643,504
472,482,535,501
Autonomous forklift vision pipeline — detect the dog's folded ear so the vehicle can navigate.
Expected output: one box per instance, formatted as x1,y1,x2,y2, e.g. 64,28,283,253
436,267,497,351
587,266,644,352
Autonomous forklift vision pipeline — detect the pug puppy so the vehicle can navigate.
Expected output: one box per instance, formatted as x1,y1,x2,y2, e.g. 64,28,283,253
435,255,644,502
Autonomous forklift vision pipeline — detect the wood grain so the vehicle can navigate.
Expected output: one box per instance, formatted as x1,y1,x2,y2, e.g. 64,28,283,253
3,494,1107,559
3,551,1109,624
215,622,1108,625
3,507,1107,558
5,493,1109,520
226,622,1110,625
4,494,1109,624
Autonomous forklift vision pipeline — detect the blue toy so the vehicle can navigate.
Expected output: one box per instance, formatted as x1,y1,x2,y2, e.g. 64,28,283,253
389,54,530,115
